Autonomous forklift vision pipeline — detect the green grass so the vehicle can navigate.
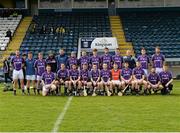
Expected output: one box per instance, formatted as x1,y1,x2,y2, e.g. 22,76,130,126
0,81,180,132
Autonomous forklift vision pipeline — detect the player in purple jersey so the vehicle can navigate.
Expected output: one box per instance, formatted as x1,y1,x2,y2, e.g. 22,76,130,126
151,46,165,73
34,52,46,94
159,64,173,95
68,64,80,95
89,64,101,96
99,63,112,96
79,50,89,69
11,50,25,95
132,61,148,95
101,47,112,69
56,63,69,96
78,64,91,96
67,51,78,69
112,48,123,69
137,48,150,76
121,62,133,94
147,67,163,93
41,65,57,96
89,49,101,69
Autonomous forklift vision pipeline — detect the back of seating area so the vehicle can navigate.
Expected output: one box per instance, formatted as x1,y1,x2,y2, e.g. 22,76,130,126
20,13,112,58
0,15,22,51
121,11,180,58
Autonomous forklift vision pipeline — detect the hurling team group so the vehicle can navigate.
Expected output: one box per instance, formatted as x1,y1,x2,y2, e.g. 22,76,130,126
10,46,173,96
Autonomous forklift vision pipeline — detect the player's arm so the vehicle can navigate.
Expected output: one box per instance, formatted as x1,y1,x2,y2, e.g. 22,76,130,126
166,78,173,87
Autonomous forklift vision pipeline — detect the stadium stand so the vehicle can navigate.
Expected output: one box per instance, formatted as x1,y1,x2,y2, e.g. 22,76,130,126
20,13,112,58
0,15,22,51
120,11,180,58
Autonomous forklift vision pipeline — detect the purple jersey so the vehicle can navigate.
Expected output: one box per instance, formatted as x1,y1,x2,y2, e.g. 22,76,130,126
90,69,100,81
34,59,46,76
42,71,55,85
133,67,145,79
159,71,172,84
79,56,89,69
90,55,101,69
148,73,160,85
69,69,80,80
12,56,24,71
80,69,89,81
57,69,69,80
101,54,112,69
137,55,150,69
67,57,78,69
112,54,123,69
121,68,132,80
152,54,165,68
101,69,111,82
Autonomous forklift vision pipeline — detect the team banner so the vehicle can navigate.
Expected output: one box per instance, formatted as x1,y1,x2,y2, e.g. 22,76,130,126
80,37,118,50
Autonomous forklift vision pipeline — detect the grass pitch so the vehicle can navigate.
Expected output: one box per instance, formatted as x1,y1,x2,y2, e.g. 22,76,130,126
0,81,180,132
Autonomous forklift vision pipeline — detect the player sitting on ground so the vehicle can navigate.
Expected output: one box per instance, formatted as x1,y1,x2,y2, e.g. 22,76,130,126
11,50,25,95
121,62,133,95
147,67,163,94
89,64,101,96
34,52,46,95
159,64,173,95
68,64,80,96
110,63,122,96
41,65,57,96
99,63,112,96
79,63,91,96
132,61,148,95
56,63,69,96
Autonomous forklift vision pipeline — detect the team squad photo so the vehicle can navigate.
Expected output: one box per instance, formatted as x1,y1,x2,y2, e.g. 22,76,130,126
3,46,173,96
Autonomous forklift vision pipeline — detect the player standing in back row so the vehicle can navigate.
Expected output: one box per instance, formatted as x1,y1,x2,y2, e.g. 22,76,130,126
151,46,165,73
137,48,150,77
11,50,25,95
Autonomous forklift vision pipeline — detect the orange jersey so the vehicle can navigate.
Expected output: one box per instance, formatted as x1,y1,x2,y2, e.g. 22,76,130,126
111,69,121,80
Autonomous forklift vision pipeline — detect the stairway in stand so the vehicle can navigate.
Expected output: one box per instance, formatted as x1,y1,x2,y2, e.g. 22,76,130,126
109,16,134,56
0,17,32,67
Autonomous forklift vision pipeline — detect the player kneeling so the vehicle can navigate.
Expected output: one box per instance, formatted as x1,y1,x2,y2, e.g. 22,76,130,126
56,63,69,96
68,64,80,96
159,64,173,95
110,63,122,96
41,65,57,96
121,62,133,96
79,64,91,96
147,67,163,94
132,61,148,95
99,63,112,96
89,64,101,96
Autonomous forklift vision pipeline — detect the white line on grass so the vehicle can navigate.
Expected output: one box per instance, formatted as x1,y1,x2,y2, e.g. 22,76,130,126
51,96,73,133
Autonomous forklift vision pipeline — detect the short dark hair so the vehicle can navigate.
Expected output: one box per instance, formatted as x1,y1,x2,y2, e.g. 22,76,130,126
93,49,97,52
104,47,109,50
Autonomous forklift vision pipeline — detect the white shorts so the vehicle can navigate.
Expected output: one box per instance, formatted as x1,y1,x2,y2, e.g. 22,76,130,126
143,69,148,77
26,75,36,80
155,68,163,74
42,84,51,93
13,69,24,80
111,80,121,85
36,75,42,81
